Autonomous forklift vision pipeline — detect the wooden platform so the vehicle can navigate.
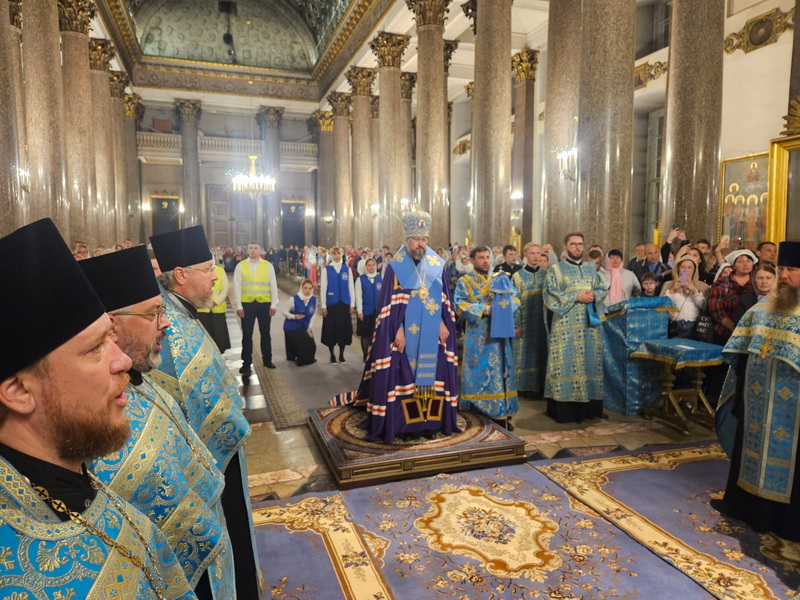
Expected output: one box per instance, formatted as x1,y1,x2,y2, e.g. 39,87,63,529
308,406,526,490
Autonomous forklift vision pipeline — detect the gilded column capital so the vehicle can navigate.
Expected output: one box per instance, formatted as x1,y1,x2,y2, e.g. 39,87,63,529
370,96,379,119
327,92,351,117
405,0,452,27
310,110,334,133
58,0,95,35
512,48,539,84
176,99,202,122
400,72,417,100
345,66,376,96
369,32,410,69
9,1,21,29
124,93,144,120
109,70,129,98
465,81,474,100
461,0,477,34
443,39,459,72
88,38,115,71
256,106,285,129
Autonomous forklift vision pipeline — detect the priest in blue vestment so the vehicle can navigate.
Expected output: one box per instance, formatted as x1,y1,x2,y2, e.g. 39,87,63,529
714,240,800,542
543,232,608,423
455,246,520,429
81,246,234,600
512,242,548,397
150,226,262,599
336,210,460,443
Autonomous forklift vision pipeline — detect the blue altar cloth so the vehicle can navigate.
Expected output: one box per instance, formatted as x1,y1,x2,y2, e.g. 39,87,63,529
602,297,674,416
630,339,725,370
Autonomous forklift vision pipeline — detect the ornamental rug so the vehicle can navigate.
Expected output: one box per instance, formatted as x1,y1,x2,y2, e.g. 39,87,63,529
536,442,800,600
253,462,721,600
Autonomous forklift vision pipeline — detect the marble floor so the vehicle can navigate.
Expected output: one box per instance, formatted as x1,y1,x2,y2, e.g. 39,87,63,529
221,274,717,502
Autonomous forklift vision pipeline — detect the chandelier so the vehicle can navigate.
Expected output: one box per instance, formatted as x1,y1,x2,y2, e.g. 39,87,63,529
230,155,276,200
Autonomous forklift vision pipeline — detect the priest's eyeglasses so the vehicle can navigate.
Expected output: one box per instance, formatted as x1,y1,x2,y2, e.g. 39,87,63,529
114,306,167,322
184,265,215,274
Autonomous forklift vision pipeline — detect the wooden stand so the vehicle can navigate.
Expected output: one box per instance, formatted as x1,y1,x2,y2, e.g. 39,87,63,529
644,363,716,435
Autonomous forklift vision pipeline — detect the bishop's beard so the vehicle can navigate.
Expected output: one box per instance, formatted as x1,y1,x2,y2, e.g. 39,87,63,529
773,283,800,312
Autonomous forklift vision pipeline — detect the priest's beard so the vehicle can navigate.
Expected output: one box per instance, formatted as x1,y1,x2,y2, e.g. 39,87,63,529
123,333,164,372
408,246,425,261
774,284,800,312
41,375,131,462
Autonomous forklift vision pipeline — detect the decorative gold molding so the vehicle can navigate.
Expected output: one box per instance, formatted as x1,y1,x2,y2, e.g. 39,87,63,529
124,93,144,120
767,134,799,243
8,0,21,29
443,39,459,72
58,0,95,35
405,0,452,27
311,110,335,132
345,66,376,96
633,61,669,91
447,101,453,124
724,7,794,55
369,31,410,68
256,106,285,129
370,95,379,118
109,70,129,98
512,48,538,84
313,0,378,80
400,72,417,100
453,138,470,156
88,38,115,72
328,91,352,117
782,95,800,136
461,0,477,34
465,81,474,100
175,99,202,122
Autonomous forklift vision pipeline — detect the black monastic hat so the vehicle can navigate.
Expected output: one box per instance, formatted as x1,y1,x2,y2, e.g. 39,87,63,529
777,241,800,269
0,219,106,381
149,225,212,272
79,246,160,312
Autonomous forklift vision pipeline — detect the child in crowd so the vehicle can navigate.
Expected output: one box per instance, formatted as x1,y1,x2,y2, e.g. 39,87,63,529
640,271,660,297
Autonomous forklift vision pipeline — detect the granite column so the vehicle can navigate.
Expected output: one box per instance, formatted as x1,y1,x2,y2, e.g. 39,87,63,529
467,0,512,247
176,99,202,229
511,48,538,245
660,0,724,241
407,0,451,247
399,73,416,211
346,67,376,247
312,111,335,247
370,31,409,249
110,71,129,243
89,39,116,244
0,0,21,235
59,0,96,246
327,92,353,245
443,39,459,220
577,0,634,254
257,106,284,248
23,0,68,238
543,0,581,247
125,94,144,243
7,3,25,208
370,96,381,246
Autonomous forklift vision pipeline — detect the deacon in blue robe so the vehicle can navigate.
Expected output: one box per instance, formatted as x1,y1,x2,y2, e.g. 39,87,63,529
455,247,520,425
512,243,548,397
714,241,800,541
543,234,608,423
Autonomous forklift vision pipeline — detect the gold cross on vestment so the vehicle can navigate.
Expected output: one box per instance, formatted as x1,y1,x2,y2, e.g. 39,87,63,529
499,298,509,309
759,337,772,359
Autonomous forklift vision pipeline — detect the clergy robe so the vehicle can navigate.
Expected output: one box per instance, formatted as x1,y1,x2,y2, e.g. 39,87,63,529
90,371,234,599
455,270,520,418
0,455,195,600
349,246,460,442
716,300,800,541
543,260,607,422
512,265,548,395
148,289,262,599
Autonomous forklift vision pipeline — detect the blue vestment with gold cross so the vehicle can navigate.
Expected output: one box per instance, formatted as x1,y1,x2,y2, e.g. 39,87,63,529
512,266,548,394
719,302,800,503
0,455,196,600
543,260,607,403
351,245,460,442
455,271,520,418
90,375,235,598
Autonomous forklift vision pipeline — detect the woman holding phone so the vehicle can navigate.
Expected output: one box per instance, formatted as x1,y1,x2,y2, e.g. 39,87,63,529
660,247,710,339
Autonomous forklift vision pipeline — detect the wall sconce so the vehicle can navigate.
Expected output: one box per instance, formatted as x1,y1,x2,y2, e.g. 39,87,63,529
510,190,523,201
370,202,381,217
399,197,410,208
556,147,577,182
18,168,30,193
305,207,316,218
322,215,334,224
178,204,185,213
142,201,151,212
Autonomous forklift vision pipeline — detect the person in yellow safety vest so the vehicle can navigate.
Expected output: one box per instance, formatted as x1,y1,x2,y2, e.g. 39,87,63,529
233,241,280,375
197,264,231,352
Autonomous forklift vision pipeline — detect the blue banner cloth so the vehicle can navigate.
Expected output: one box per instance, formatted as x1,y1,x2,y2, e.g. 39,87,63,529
490,272,517,339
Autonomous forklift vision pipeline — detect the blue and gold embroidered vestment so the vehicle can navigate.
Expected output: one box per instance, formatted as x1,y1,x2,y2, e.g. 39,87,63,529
455,271,520,418
90,375,235,598
0,455,195,599
512,266,548,394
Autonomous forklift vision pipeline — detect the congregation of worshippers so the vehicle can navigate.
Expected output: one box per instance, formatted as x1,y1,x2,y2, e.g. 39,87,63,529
2,213,800,599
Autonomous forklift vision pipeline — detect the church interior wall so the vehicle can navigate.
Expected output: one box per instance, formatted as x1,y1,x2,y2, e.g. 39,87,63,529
631,113,650,246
